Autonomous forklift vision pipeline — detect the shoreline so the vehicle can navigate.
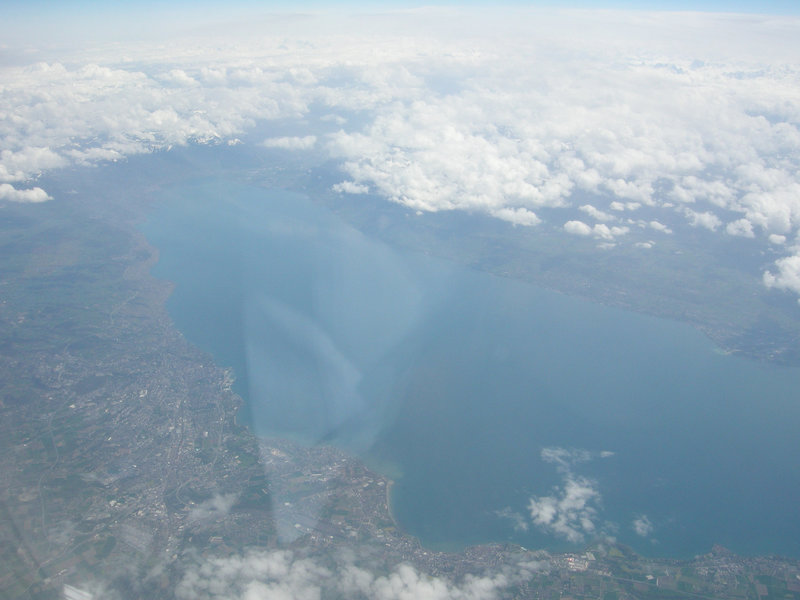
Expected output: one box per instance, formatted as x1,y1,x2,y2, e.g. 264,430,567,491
138,176,800,563
4,159,798,600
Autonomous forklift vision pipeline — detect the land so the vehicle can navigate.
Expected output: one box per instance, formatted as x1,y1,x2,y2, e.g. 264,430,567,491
300,161,800,367
1,147,800,599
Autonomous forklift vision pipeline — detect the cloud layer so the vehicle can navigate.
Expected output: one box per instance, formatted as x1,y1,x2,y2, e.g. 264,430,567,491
175,549,533,600
3,8,800,297
528,475,601,543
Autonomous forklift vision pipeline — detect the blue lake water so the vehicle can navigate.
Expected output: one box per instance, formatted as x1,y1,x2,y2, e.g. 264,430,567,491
141,179,800,558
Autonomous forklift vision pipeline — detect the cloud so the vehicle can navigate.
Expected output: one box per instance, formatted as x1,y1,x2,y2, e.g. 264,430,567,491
528,475,601,543
175,549,531,600
764,252,800,296
333,180,370,194
580,204,614,222
523,447,616,543
683,208,722,231
632,515,654,537
327,96,575,221
176,550,329,600
726,218,755,238
564,220,592,236
321,22,800,260
496,507,529,533
609,201,641,212
492,207,541,227
187,493,238,523
0,147,66,182
346,563,514,600
769,233,787,245
540,446,614,470
262,135,317,150
649,220,672,234
541,446,592,468
2,8,800,298
0,59,312,197
593,223,629,240
563,221,628,240
0,183,51,203
159,69,199,87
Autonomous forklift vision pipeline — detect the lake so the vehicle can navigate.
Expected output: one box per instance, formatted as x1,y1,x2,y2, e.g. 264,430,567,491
141,178,800,558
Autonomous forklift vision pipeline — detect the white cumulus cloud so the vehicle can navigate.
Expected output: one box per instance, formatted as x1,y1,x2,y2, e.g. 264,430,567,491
684,208,722,231
769,233,787,245
262,135,317,150
580,204,615,222
176,549,534,600
492,207,541,227
187,493,238,523
726,218,755,238
632,515,654,537
764,252,800,297
496,507,530,533
564,220,593,236
649,220,672,234
528,475,601,544
0,183,51,203
524,447,616,543
333,180,370,194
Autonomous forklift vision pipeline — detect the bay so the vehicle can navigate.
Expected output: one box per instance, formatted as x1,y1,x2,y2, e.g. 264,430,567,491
141,178,800,558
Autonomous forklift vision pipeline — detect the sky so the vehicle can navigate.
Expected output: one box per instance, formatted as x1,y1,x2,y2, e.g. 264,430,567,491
6,0,800,10
3,0,799,43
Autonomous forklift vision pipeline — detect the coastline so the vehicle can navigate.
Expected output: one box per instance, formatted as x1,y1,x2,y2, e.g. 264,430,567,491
140,178,800,561
5,160,800,600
